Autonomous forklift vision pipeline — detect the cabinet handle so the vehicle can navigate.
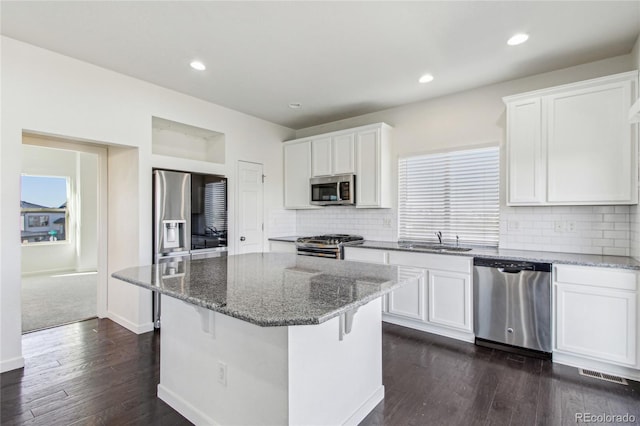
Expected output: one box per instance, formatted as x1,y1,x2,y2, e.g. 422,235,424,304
240,236,246,241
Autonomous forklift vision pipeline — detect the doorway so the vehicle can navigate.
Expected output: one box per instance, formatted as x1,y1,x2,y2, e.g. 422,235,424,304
237,161,264,254
20,135,108,333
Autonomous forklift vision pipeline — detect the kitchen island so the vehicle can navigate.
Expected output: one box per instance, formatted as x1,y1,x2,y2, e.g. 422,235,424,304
112,252,422,426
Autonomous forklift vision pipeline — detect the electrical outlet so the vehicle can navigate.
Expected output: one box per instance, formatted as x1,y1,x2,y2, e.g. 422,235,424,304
382,217,392,228
554,221,565,233
217,361,227,386
566,221,576,233
508,221,519,231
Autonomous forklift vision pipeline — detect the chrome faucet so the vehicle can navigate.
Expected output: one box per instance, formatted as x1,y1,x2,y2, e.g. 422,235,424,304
435,231,443,245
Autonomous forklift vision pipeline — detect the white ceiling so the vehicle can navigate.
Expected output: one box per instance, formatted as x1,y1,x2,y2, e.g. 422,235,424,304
1,1,639,130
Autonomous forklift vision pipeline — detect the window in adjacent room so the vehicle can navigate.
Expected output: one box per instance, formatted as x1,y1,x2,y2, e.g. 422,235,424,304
398,145,500,247
20,175,69,244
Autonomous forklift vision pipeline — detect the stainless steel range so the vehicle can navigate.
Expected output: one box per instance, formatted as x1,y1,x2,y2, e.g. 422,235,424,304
296,234,364,259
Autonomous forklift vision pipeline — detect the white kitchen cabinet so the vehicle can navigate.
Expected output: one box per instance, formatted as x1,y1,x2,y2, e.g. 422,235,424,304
387,270,426,321
311,136,332,177
343,247,388,264
554,265,638,370
269,240,296,253
283,140,319,209
504,71,638,206
506,98,544,204
346,247,474,342
332,133,356,175
355,125,392,208
311,134,355,177
428,269,472,332
283,123,391,209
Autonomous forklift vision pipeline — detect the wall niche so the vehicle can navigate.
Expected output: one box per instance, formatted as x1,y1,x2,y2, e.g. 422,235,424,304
152,117,225,164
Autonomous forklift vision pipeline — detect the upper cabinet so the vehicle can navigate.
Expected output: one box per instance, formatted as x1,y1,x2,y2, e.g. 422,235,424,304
283,123,392,209
283,140,319,209
311,134,355,177
504,71,638,206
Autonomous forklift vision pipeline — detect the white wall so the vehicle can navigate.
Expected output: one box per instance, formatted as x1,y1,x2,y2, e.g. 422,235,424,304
629,34,640,260
294,54,635,254
0,36,295,372
78,151,99,271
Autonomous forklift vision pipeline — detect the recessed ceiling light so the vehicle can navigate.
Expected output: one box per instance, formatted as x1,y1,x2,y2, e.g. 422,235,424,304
190,61,206,71
288,102,302,109
507,33,529,46
419,74,434,84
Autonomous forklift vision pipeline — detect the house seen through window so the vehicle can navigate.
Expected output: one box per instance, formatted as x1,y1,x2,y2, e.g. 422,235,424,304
398,145,500,247
20,175,69,243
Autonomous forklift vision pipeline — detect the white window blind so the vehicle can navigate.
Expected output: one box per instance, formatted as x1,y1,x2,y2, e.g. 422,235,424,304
398,145,500,247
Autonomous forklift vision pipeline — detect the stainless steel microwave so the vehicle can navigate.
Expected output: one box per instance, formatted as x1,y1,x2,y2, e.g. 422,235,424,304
310,174,356,206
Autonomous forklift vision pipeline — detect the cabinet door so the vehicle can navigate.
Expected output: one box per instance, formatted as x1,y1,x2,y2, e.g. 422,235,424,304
356,128,380,207
546,81,635,204
555,283,636,366
387,270,426,321
332,133,355,175
343,247,387,264
284,141,316,209
507,97,544,205
311,136,332,177
269,241,296,253
428,270,472,332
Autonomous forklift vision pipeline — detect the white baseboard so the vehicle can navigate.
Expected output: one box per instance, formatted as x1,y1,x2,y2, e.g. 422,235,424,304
553,352,640,382
158,384,220,426
107,311,154,334
382,315,475,343
1,356,25,373
343,385,384,426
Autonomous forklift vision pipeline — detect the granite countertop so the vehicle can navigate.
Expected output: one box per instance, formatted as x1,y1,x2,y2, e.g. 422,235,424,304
268,236,299,242
112,252,422,327
354,240,640,271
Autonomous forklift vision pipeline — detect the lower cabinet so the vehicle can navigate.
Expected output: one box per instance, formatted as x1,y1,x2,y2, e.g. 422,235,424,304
343,247,473,342
553,264,639,378
428,270,472,332
269,240,296,253
387,271,426,321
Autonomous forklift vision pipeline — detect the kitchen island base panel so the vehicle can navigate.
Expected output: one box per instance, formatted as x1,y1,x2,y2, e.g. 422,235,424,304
159,295,384,426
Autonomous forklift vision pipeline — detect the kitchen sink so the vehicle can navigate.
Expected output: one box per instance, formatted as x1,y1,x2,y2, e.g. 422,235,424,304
397,242,473,252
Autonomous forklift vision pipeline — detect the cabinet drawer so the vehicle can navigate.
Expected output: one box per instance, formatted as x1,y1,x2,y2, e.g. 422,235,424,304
554,265,637,291
343,247,388,264
388,251,471,273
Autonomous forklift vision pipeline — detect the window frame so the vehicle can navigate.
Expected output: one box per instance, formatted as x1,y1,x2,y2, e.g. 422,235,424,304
397,143,500,247
20,175,71,245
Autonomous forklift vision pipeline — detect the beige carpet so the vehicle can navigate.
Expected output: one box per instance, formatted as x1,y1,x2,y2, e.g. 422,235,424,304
21,271,97,333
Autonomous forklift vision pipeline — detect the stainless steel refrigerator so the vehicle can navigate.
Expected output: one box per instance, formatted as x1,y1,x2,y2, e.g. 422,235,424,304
153,169,227,327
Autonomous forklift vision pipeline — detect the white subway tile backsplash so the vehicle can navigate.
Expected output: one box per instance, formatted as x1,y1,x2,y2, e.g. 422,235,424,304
291,203,633,257
500,205,631,256
296,207,397,241
603,230,629,239
603,247,628,256
604,213,629,222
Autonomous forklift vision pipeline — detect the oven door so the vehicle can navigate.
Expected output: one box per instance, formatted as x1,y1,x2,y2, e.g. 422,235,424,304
296,246,340,259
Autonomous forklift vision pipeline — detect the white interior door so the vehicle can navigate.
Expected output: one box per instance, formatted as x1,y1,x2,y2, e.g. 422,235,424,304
237,161,264,254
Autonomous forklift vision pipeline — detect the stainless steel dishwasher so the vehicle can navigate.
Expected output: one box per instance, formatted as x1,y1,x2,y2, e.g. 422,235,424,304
473,258,552,357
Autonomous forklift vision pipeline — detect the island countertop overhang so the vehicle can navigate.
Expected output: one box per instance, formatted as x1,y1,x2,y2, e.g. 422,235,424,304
112,252,422,327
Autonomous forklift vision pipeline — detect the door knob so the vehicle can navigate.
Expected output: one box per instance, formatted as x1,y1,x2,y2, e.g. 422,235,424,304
240,236,246,241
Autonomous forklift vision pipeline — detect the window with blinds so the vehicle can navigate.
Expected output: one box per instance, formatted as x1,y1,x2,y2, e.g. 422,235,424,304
398,145,500,247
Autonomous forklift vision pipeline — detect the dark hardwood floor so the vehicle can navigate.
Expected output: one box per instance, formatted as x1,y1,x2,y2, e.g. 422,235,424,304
2,319,639,425
1,318,191,425
363,324,640,426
